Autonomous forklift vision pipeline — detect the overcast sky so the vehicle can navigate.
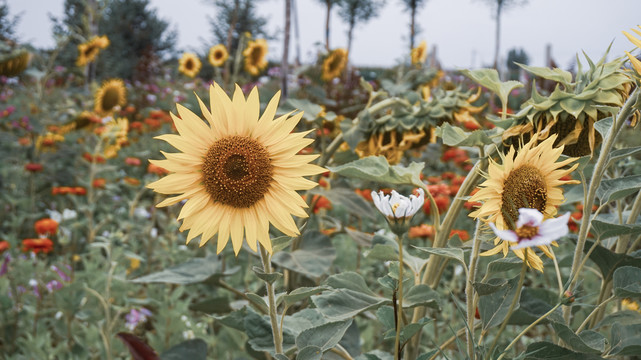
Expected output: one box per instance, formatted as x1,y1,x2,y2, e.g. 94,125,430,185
8,0,641,69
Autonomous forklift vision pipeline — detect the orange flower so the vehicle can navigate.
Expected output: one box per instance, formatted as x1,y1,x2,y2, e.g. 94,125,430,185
0,240,9,253
144,118,162,130
55,186,74,195
125,157,141,166
318,177,329,188
147,163,168,176
313,195,332,213
83,153,105,164
22,238,54,254
123,177,140,186
449,229,470,241
25,163,43,172
355,188,373,202
73,187,87,196
18,137,32,146
423,194,450,215
464,188,482,210
568,211,582,233
409,224,435,239
35,218,58,235
92,178,106,188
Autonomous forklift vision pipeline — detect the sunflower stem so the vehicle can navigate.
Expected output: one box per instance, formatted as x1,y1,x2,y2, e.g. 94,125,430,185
394,234,405,360
465,219,483,360
496,302,562,360
259,245,284,354
565,87,640,324
576,295,615,333
487,256,527,358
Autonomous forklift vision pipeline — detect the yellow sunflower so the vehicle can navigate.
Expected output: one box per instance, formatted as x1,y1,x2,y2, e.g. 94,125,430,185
321,48,348,81
0,49,31,77
94,79,127,115
146,83,324,254
243,39,268,76
76,35,110,66
469,135,579,272
208,44,229,67
411,41,427,65
178,52,202,78
101,117,129,159
624,26,641,75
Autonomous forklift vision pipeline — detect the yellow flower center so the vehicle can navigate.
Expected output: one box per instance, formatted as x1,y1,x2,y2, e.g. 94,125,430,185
101,87,121,112
391,203,400,214
501,165,547,229
202,135,273,208
515,225,539,239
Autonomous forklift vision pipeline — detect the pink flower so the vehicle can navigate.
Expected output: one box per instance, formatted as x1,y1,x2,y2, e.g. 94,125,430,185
489,208,571,250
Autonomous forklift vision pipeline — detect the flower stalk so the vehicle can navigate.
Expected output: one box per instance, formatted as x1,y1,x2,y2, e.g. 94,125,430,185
259,245,284,354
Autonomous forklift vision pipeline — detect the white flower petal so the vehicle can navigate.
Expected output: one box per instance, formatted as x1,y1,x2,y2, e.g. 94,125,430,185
489,223,519,243
516,208,544,228
538,212,571,240
511,235,553,249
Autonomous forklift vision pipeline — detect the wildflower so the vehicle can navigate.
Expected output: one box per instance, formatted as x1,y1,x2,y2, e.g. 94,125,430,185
22,238,54,254
243,39,269,76
0,254,10,276
125,157,141,166
208,44,228,67
146,83,323,254
178,53,202,78
147,163,168,176
123,177,140,186
409,224,435,239
72,187,87,196
25,163,43,172
449,229,470,241
322,48,348,81
411,41,427,65
35,218,58,236
0,241,9,253
371,189,425,234
94,79,127,115
92,178,106,188
489,208,571,250
125,308,152,331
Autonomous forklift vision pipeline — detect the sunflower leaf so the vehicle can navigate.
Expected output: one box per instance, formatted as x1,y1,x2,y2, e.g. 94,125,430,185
581,240,641,282
608,323,641,356
590,220,641,240
595,174,641,204
551,323,606,354
271,231,336,280
159,339,208,360
328,156,425,190
478,274,522,330
613,266,641,298
295,319,353,353
594,116,613,138
524,341,606,359
412,246,466,266
131,255,237,285
435,123,501,147
460,68,523,113
607,146,641,167
251,266,282,285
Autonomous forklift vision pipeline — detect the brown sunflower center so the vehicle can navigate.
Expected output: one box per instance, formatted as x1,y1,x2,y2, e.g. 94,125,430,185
328,54,343,72
84,45,98,57
101,87,121,111
214,50,224,60
515,225,539,240
501,165,547,229
202,135,273,208
185,59,194,70
250,48,264,65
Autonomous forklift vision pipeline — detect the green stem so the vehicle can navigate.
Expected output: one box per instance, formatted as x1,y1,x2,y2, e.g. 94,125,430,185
618,189,641,253
259,245,283,354
465,220,483,360
566,87,640,323
395,235,405,360
487,256,528,357
496,303,562,360
576,295,615,333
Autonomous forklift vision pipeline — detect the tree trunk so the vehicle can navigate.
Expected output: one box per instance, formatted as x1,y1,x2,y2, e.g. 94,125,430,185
493,2,502,70
282,0,291,99
224,0,240,86
293,0,301,65
325,0,331,51
410,0,416,50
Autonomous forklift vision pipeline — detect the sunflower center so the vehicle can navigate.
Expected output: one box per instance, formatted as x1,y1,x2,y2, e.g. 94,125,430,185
501,165,547,229
185,59,194,70
102,88,121,111
329,55,342,72
202,135,273,208
250,48,263,64
214,50,224,60
515,225,539,240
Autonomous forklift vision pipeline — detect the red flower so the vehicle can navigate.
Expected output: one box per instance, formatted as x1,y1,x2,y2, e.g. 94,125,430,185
92,178,106,188
0,240,9,253
22,238,54,254
568,212,582,233
313,195,331,213
35,219,58,235
409,224,435,239
449,229,470,241
463,121,481,131
129,121,144,132
125,157,141,166
355,189,373,202
123,177,141,186
57,186,73,195
423,194,450,215
147,163,168,176
25,163,43,172
73,187,87,196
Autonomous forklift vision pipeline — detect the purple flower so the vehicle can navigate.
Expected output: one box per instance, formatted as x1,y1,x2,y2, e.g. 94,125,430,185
489,208,571,250
0,254,10,276
125,307,152,331
46,280,63,292
29,279,40,299
51,265,71,282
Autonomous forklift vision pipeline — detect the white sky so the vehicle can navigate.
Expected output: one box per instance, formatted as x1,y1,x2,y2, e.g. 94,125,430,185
8,0,641,69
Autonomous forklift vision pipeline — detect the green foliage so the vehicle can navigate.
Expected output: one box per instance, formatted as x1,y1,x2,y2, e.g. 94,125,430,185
206,0,269,51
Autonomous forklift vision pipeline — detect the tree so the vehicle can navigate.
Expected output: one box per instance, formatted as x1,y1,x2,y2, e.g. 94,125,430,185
98,0,176,80
207,0,269,54
506,47,528,80
399,0,427,51
336,0,385,62
315,0,340,51
479,0,527,70
0,0,21,44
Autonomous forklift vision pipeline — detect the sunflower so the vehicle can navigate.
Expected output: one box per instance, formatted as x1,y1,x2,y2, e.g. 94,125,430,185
178,52,202,78
208,44,229,67
243,39,268,76
94,79,127,115
76,35,110,67
147,83,324,254
411,41,428,65
469,135,579,272
321,48,348,81
0,49,31,77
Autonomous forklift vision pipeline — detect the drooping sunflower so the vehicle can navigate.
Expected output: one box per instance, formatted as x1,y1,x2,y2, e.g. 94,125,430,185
243,39,268,76
76,35,110,66
208,44,229,67
411,41,427,65
321,48,348,81
94,79,127,115
0,48,31,77
178,52,202,78
147,83,324,254
469,135,579,272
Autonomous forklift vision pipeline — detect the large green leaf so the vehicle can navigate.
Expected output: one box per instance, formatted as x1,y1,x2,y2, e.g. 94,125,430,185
160,339,207,360
403,284,440,310
607,146,641,167
551,323,606,354
608,323,641,356
516,63,574,86
284,286,329,306
189,297,232,315
131,255,237,285
435,123,501,147
613,266,641,298
271,231,336,280
412,245,466,266
324,271,378,295
509,288,563,326
596,311,641,328
460,68,523,112
295,319,353,353
485,257,524,276
312,289,388,320
523,342,605,359
478,274,522,330
596,175,641,204
328,156,426,190
244,310,296,353
582,240,641,281
590,220,641,240
296,346,322,360
309,187,377,220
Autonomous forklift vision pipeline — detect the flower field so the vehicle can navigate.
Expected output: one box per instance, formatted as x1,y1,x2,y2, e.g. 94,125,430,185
2,1,641,359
